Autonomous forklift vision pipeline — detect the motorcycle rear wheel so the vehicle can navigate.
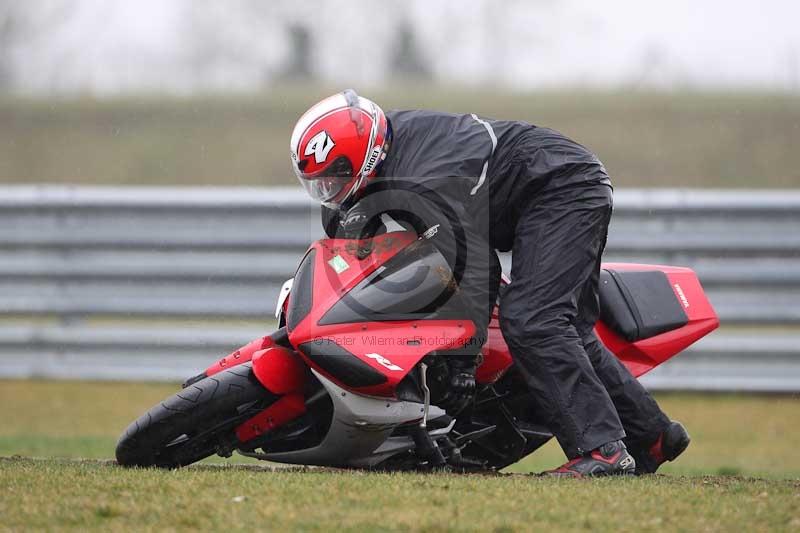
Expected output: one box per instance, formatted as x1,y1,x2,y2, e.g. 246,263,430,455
115,363,275,468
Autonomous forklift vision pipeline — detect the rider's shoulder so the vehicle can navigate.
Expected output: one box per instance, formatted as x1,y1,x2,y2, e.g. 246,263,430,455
386,108,476,126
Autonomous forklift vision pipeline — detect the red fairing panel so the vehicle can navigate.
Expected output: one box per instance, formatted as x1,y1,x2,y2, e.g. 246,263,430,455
251,347,307,395
296,320,475,397
595,263,719,378
303,232,419,324
288,233,476,397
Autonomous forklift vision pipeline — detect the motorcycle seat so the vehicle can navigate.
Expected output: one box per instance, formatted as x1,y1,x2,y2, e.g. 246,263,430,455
598,268,688,342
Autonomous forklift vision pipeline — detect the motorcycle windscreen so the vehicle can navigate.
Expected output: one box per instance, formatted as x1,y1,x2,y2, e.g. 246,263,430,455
318,239,466,325
286,249,316,331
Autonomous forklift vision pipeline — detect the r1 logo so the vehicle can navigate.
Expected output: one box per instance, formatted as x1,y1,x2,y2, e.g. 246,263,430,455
365,353,403,371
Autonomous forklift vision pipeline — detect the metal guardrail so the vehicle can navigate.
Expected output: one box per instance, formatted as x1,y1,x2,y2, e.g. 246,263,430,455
0,324,794,391
1,185,799,390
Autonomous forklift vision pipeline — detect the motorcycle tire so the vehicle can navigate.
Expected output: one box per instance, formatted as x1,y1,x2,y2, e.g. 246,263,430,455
115,362,275,468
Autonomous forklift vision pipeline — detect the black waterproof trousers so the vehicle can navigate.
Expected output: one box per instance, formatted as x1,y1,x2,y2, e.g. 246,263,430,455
499,182,671,458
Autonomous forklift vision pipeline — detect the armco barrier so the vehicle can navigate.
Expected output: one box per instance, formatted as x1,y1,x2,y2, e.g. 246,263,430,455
1,186,799,390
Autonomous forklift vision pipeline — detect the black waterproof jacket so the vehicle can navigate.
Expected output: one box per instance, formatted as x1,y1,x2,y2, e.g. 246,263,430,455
321,109,611,346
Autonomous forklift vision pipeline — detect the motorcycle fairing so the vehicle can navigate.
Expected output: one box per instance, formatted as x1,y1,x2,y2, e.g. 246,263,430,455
594,263,719,378
287,232,476,397
258,369,449,467
250,346,307,395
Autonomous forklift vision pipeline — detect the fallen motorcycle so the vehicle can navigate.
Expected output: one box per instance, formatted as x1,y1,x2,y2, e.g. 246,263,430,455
116,230,718,470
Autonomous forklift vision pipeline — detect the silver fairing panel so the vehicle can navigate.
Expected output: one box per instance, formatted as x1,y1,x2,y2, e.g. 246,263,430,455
260,369,447,467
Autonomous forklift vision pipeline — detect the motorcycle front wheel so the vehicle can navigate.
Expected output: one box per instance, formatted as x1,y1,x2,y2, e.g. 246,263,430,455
115,362,275,468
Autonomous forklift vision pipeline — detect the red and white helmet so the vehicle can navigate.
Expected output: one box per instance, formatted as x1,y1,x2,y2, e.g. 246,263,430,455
290,89,390,208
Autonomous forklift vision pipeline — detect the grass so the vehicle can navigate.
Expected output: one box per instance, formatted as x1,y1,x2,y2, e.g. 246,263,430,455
2,458,799,532
1,87,799,189
1,380,800,478
0,380,799,531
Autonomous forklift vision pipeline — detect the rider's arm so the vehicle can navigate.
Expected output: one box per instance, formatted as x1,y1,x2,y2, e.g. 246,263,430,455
321,205,341,238
338,177,499,351
403,180,499,352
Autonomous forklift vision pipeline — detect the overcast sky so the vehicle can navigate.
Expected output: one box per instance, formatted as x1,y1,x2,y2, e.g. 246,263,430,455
8,0,800,94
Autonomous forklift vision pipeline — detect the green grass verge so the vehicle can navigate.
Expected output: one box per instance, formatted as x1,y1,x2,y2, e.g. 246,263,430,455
1,458,798,531
2,87,799,188
1,380,799,530
1,380,799,479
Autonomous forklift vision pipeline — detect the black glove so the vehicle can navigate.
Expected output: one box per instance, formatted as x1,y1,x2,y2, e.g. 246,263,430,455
439,357,477,415
338,203,386,240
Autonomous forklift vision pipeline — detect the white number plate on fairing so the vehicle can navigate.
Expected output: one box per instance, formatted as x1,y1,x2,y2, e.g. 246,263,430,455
327,255,350,274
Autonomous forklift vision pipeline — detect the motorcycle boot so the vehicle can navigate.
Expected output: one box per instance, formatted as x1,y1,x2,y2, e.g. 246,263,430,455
627,421,690,475
543,440,636,477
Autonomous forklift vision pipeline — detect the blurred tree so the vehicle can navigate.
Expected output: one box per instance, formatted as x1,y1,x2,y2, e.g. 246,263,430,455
788,46,799,92
629,44,692,89
0,1,75,92
182,1,286,90
389,22,431,81
277,24,312,81
0,1,26,89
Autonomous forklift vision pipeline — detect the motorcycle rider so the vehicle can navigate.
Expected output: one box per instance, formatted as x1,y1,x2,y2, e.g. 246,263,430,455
289,89,690,476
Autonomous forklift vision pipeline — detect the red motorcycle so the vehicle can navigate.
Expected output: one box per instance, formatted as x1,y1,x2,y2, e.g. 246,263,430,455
116,230,718,470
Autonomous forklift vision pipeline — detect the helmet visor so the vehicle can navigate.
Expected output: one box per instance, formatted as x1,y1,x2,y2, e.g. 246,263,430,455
297,156,356,206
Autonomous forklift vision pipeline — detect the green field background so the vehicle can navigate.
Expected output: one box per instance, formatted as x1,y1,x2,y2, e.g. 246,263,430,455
1,380,798,479
1,380,799,531
2,87,799,188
